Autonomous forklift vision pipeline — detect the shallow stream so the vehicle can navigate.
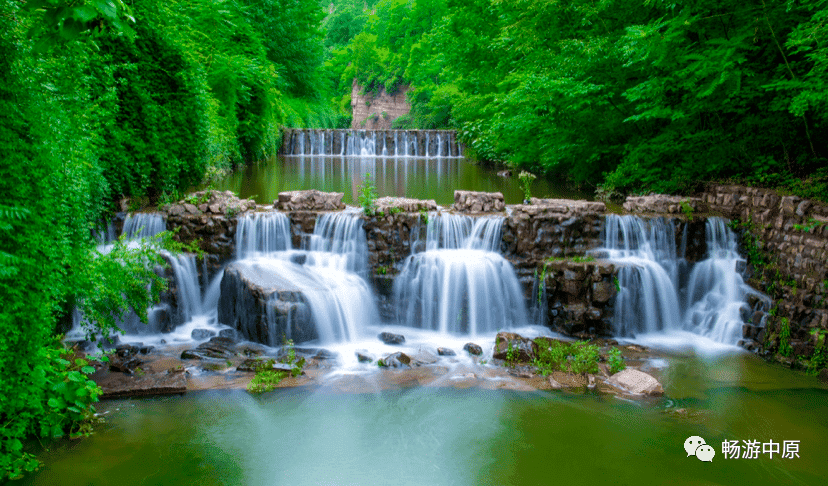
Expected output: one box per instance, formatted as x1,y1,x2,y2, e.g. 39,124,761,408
22,352,827,486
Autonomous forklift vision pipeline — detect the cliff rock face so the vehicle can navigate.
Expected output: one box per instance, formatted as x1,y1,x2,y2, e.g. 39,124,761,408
351,80,410,129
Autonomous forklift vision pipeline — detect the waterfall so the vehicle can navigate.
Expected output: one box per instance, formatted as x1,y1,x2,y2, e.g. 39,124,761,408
73,213,217,338
284,129,461,158
306,208,368,274
233,209,377,343
122,213,165,240
684,217,762,343
394,213,528,335
236,212,292,258
601,215,765,344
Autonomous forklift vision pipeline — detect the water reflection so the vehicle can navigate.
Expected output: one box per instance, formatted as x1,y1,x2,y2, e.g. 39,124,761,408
204,155,589,206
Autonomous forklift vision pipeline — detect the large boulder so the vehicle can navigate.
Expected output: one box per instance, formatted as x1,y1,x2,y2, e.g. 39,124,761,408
605,369,664,396
217,261,315,345
493,332,536,362
276,190,345,211
378,332,405,345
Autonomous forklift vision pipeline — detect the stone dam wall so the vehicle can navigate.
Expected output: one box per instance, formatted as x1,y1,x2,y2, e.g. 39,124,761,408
149,186,828,362
280,128,462,157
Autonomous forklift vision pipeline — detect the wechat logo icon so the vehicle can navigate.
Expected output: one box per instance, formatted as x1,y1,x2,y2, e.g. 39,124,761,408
684,436,715,462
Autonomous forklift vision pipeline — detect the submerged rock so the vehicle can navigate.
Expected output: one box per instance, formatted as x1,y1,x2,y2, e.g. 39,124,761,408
379,352,412,368
191,328,216,340
218,328,240,340
378,332,405,345
547,372,590,389
108,355,142,374
181,336,238,361
463,343,483,356
356,351,374,363
411,348,439,365
437,347,456,356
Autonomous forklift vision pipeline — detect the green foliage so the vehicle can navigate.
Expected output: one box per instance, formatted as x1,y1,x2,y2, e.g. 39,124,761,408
325,0,828,200
779,318,793,357
505,342,519,368
357,172,379,215
419,209,429,225
607,347,626,375
0,1,334,478
73,234,169,342
680,200,695,219
1,340,101,479
569,342,601,375
247,361,287,394
533,340,601,376
793,218,827,233
376,265,388,275
807,329,827,375
246,337,305,394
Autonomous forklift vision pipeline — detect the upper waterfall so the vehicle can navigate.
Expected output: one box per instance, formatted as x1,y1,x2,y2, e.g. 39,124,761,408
281,129,463,158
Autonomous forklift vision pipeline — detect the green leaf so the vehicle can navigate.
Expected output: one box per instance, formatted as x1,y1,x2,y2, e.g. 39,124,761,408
73,6,99,23
92,0,118,20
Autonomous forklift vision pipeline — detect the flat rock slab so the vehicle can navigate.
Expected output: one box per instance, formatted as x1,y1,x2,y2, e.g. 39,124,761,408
623,195,705,214
453,191,505,212
375,197,439,213
276,190,345,211
92,369,186,399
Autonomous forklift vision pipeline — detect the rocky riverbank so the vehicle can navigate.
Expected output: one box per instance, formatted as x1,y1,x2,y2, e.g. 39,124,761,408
80,330,669,401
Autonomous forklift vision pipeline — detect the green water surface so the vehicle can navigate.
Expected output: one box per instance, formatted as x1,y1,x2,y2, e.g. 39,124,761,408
204,155,590,206
20,352,828,486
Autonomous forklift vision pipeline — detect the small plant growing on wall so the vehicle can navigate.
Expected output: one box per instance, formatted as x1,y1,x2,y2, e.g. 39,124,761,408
779,317,792,357
358,173,378,216
518,171,536,203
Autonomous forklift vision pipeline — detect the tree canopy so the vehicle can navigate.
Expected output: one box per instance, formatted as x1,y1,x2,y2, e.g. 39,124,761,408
324,0,828,199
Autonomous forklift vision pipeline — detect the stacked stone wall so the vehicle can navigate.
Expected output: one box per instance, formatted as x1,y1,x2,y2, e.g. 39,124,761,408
702,185,828,360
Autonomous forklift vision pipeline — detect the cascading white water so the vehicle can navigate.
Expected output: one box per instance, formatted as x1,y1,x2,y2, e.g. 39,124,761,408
73,212,222,338
236,212,292,258
234,209,377,343
285,130,461,158
122,213,165,240
394,213,528,335
601,215,765,344
163,252,222,325
306,208,368,274
684,217,763,343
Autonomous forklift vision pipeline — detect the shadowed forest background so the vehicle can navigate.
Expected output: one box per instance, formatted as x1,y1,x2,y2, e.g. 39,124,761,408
1,0,827,478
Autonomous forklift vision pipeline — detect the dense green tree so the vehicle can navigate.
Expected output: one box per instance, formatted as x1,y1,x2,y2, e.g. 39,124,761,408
325,0,827,198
